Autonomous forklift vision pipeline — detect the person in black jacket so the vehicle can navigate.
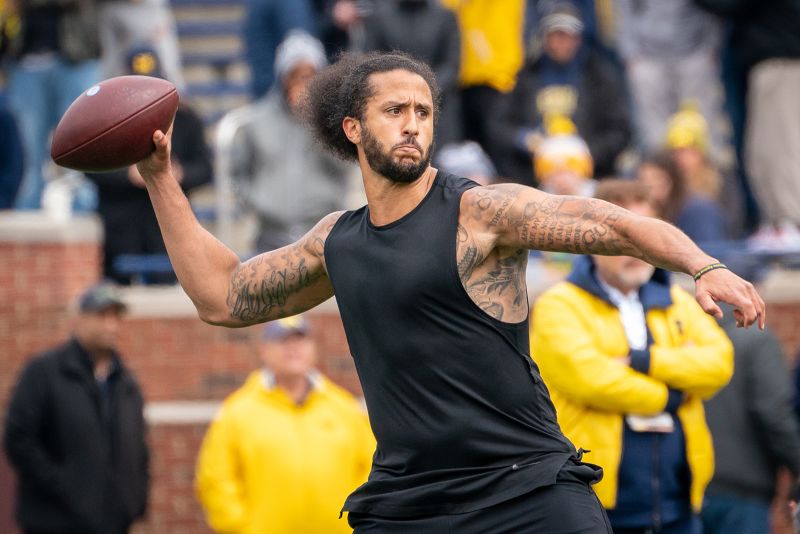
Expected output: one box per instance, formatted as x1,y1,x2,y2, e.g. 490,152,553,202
86,45,213,284
490,3,630,185
3,280,149,534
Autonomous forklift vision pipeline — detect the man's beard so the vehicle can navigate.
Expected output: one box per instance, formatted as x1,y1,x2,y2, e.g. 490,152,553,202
361,125,432,183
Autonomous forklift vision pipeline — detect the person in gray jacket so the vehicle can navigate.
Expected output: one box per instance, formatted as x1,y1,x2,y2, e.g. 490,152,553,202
230,30,359,252
703,303,800,534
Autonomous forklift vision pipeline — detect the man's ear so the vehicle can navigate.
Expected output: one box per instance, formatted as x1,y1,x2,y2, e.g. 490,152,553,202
343,117,361,145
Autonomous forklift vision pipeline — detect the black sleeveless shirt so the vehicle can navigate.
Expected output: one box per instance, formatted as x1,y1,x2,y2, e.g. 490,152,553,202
325,172,576,516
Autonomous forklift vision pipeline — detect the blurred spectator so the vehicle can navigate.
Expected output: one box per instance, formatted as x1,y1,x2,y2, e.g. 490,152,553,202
696,0,800,245
524,0,619,72
3,0,101,209
312,0,371,60
702,304,800,534
615,0,728,163
532,179,733,533
3,280,149,534
362,0,461,146
195,315,375,534
439,0,525,165
665,103,723,202
0,91,24,208
244,0,316,99
97,0,185,89
435,140,497,186
637,152,728,243
492,2,630,183
664,104,745,237
532,115,596,196
85,46,212,285
229,31,358,252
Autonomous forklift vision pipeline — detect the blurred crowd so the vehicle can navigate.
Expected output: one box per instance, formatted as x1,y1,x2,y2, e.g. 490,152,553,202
0,0,799,283
2,0,800,532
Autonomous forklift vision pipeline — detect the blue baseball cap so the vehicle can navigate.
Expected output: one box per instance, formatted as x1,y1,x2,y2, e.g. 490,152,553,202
261,315,310,341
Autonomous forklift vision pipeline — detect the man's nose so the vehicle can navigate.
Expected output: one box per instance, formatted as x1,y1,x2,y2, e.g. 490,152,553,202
402,110,419,137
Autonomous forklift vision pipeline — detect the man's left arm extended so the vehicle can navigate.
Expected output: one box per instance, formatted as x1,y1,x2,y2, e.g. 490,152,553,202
465,184,765,328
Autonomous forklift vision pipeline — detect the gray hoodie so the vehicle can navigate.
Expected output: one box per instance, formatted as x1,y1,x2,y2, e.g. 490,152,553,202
231,90,359,251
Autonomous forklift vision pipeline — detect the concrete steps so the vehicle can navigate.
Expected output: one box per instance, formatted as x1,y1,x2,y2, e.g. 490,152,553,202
171,0,250,127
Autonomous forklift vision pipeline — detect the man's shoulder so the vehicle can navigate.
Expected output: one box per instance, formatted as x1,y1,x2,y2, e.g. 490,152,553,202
441,171,479,190
314,209,351,242
27,341,74,368
13,341,75,387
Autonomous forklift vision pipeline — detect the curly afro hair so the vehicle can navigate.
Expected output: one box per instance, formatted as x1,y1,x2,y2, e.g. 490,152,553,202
302,51,440,162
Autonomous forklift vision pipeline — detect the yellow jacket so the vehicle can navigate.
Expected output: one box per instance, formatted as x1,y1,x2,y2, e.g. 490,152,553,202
531,264,732,511
440,0,525,92
195,371,375,534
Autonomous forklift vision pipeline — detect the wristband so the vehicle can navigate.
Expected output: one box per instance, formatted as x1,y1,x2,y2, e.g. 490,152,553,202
692,262,727,281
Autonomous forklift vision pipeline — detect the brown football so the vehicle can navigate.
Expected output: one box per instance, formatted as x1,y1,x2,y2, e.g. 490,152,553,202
51,75,179,172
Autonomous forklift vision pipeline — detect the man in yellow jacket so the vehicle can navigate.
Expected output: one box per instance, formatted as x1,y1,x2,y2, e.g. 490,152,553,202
531,180,733,534
195,315,375,534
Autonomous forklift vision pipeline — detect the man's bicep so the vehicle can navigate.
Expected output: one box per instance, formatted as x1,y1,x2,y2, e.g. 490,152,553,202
477,184,637,256
223,213,342,326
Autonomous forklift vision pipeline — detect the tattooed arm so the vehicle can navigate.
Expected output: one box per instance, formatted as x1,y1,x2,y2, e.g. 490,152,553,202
137,126,337,327
460,184,765,328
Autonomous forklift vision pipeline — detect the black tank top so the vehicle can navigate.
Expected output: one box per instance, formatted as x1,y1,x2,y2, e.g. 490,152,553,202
325,172,576,516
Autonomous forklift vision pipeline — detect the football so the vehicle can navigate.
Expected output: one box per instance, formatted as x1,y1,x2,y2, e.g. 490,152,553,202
51,75,179,172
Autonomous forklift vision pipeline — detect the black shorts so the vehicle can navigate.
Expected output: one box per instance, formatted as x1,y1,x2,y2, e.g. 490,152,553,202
348,460,613,533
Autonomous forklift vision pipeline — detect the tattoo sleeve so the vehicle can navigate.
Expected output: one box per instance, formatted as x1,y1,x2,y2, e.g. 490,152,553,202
467,185,640,257
225,215,339,324
512,195,637,255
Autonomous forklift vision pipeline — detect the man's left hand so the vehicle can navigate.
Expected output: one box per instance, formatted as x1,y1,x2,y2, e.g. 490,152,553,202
694,268,766,329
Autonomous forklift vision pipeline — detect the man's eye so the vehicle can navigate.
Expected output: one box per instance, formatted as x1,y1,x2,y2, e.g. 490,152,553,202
387,108,400,115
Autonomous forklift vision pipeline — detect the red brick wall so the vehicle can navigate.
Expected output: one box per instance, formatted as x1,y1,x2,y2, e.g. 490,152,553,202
132,424,212,534
0,242,101,408
118,314,358,403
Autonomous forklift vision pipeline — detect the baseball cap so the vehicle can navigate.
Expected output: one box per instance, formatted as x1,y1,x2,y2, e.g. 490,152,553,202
261,315,310,341
78,280,127,313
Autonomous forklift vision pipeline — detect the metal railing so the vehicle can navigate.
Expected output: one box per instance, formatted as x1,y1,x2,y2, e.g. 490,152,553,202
213,106,252,251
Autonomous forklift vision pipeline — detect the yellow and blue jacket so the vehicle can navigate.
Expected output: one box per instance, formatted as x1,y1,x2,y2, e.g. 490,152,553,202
531,257,732,520
195,371,375,534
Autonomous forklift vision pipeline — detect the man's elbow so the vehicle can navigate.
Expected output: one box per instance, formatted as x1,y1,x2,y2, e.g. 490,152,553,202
197,308,236,327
